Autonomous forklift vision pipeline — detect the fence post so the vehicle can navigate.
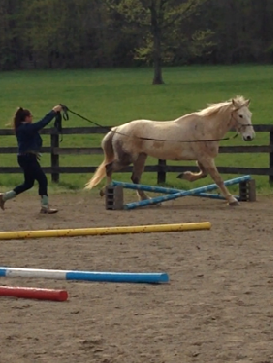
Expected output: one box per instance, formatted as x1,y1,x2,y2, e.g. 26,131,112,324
50,129,60,183
270,128,273,186
157,159,166,184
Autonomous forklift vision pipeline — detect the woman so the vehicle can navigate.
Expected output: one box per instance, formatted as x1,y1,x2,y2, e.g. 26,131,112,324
0,104,63,214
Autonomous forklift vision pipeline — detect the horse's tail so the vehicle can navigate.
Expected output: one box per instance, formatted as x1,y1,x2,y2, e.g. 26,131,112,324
84,130,115,189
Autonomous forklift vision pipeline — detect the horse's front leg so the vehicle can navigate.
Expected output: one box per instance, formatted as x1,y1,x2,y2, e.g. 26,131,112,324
177,161,207,182
199,158,239,206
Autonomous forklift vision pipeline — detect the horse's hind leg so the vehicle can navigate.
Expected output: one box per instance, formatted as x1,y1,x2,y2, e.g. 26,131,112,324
100,159,131,197
100,140,134,196
131,153,149,201
177,160,207,182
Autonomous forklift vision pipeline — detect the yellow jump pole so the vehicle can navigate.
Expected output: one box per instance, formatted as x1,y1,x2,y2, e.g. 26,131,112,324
0,222,211,240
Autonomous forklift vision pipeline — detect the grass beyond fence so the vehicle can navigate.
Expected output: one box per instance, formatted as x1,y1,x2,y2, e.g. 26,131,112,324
0,65,273,195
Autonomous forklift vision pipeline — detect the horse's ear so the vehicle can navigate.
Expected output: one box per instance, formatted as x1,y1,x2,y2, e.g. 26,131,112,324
244,99,250,107
232,99,238,108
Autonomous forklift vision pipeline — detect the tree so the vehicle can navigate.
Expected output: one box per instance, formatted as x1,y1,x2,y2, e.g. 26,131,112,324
1,0,273,70
0,0,25,69
106,0,209,84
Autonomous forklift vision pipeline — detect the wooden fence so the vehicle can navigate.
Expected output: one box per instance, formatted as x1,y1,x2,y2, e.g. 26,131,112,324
1,125,273,185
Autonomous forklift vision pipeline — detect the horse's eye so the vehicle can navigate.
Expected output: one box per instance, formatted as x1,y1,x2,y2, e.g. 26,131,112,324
239,114,243,118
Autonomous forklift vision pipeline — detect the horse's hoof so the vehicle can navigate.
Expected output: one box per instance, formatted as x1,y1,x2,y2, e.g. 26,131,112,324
176,173,184,179
99,189,105,197
229,201,239,206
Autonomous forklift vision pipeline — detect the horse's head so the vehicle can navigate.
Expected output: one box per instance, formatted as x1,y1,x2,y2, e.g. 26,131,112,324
232,98,255,141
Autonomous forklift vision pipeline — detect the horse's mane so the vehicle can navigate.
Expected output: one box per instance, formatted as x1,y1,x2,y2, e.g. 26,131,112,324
196,95,248,117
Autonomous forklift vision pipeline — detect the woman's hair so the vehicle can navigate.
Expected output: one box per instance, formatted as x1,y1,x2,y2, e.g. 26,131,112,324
13,107,31,129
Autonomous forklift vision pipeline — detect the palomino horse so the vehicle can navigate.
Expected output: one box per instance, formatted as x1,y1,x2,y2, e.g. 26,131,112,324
84,96,255,205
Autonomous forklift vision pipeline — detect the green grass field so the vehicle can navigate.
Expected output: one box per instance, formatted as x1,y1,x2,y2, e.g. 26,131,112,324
1,65,273,195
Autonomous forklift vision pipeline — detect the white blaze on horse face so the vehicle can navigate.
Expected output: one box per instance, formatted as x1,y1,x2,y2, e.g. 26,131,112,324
237,105,255,141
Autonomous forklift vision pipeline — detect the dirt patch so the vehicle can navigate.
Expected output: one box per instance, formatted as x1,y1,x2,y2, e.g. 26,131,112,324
0,192,273,363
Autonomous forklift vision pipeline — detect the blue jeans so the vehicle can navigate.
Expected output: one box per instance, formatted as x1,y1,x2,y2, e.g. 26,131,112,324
14,154,48,196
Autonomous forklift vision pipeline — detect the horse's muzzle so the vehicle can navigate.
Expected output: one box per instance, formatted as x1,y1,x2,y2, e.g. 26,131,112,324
243,135,254,141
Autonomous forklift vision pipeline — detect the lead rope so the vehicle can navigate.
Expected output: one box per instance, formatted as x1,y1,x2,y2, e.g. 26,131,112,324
54,105,254,143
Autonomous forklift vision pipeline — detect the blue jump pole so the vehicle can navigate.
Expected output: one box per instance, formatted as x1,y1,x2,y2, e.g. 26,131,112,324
124,175,251,210
0,267,169,284
112,181,239,201
112,181,185,194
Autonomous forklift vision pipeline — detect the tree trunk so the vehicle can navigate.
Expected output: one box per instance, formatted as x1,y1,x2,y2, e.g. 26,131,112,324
152,30,164,84
150,2,164,85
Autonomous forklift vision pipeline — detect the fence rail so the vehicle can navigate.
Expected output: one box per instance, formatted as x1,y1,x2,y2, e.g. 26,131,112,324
1,125,273,184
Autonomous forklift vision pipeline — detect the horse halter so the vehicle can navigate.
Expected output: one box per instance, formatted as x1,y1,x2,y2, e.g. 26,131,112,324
230,107,253,133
